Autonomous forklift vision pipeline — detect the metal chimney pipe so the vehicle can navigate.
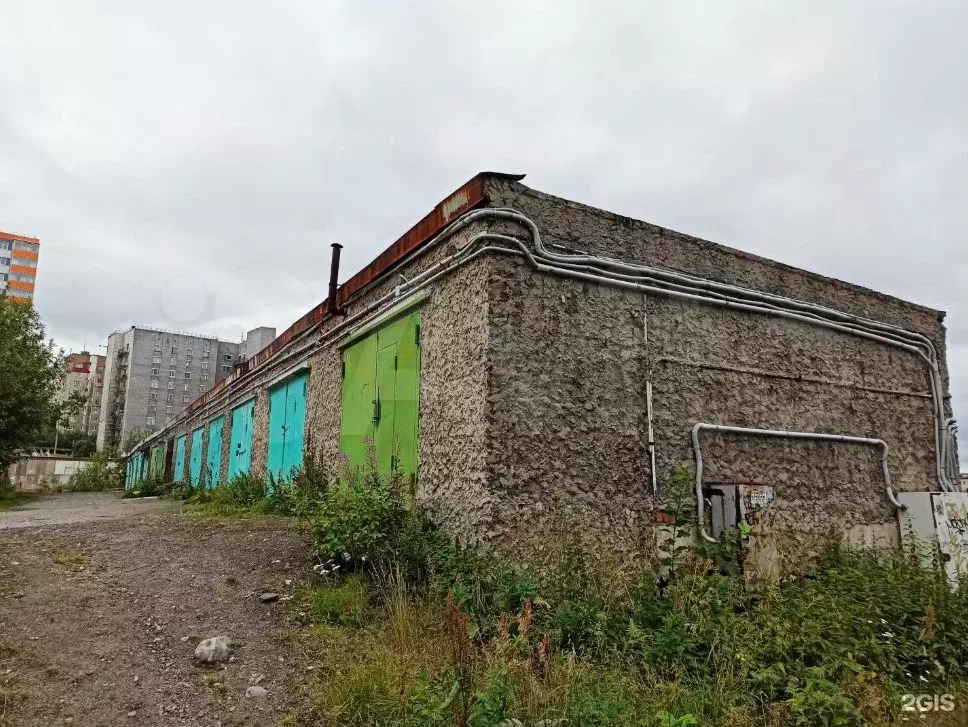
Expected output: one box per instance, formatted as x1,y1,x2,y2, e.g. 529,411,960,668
327,243,343,315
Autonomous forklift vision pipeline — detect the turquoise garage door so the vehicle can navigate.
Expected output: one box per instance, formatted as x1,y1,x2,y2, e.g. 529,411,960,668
228,399,255,479
267,370,309,484
189,427,204,486
174,435,186,481
206,415,224,486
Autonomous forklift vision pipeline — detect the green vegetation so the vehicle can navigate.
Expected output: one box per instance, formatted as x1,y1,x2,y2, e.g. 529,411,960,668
65,451,123,491
124,452,968,725
29,427,95,457
291,464,968,726
0,293,68,469
0,488,38,510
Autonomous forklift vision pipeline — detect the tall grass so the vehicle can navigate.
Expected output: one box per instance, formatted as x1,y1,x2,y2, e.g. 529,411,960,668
277,463,968,727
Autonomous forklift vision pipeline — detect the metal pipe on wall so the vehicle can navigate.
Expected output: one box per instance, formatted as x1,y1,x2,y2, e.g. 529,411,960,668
690,423,902,543
132,206,957,500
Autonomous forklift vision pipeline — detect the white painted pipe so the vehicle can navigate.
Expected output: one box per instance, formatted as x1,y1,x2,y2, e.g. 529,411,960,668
691,422,901,543
131,206,956,495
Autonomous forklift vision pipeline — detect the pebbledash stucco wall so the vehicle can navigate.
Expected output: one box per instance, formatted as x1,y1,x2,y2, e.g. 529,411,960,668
136,173,955,560
149,215,497,545
479,177,952,556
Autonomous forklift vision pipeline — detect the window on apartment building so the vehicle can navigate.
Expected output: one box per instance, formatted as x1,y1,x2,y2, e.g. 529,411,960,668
201,361,208,369
221,365,231,372
165,406,172,414
171,346,178,354
200,373,208,381
182,394,189,403
223,354,232,361
185,372,191,379
184,383,190,391
166,394,173,403
146,416,155,426
150,380,159,389
149,392,157,401
150,367,159,376
147,405,156,414
152,356,161,364
167,382,174,390
199,384,205,391
201,350,209,358
168,370,176,378
170,356,176,365
185,359,192,367
153,344,162,352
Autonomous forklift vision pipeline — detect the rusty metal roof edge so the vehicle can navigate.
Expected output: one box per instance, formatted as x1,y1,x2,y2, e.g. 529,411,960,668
180,171,524,421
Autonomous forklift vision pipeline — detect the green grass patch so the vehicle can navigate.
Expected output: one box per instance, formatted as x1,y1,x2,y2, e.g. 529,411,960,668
0,490,38,510
274,463,968,727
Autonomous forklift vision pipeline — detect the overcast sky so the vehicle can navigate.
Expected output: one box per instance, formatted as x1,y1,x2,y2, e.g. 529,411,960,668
1,1,966,459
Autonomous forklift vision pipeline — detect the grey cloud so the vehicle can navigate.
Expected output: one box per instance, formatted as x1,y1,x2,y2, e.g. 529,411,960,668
1,0,965,457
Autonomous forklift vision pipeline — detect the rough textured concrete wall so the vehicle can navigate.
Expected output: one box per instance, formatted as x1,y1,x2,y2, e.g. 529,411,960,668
416,257,493,544
143,218,493,548
304,347,342,476
481,177,950,556
486,257,653,553
220,406,232,483
298,221,494,542
648,296,935,531
250,392,269,478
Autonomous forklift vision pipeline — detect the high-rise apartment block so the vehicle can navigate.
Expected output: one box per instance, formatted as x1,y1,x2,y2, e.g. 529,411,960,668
56,352,105,433
96,326,273,452
0,231,40,302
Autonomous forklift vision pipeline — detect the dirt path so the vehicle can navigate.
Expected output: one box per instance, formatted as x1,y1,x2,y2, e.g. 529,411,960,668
0,492,174,531
0,493,312,726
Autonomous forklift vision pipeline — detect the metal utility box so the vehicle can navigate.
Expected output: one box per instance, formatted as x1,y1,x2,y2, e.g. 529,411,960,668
897,492,968,588
704,483,776,539
702,484,777,579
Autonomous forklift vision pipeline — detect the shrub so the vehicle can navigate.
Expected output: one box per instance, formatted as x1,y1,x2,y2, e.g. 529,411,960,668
309,471,407,564
68,452,122,491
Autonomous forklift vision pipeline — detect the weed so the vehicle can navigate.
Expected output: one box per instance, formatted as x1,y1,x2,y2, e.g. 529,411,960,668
309,574,369,626
52,551,90,566
282,462,968,727
67,452,122,491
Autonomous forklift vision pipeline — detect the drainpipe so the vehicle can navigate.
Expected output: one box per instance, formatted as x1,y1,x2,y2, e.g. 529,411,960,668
326,243,343,316
690,422,904,543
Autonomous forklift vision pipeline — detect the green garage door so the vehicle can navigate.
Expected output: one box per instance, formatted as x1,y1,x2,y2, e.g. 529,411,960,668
339,311,420,479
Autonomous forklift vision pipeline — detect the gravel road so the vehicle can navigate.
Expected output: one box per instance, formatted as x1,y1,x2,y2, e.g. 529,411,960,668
0,493,312,726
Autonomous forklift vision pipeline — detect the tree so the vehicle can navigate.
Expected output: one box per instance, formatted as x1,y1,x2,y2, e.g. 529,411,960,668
122,427,157,454
0,293,65,468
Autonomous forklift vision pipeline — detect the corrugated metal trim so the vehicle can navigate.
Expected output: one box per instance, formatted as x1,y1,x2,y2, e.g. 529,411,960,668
182,171,524,418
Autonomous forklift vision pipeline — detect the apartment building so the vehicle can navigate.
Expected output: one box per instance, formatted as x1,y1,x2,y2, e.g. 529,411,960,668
0,231,40,302
83,354,106,436
96,326,273,452
56,352,104,432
